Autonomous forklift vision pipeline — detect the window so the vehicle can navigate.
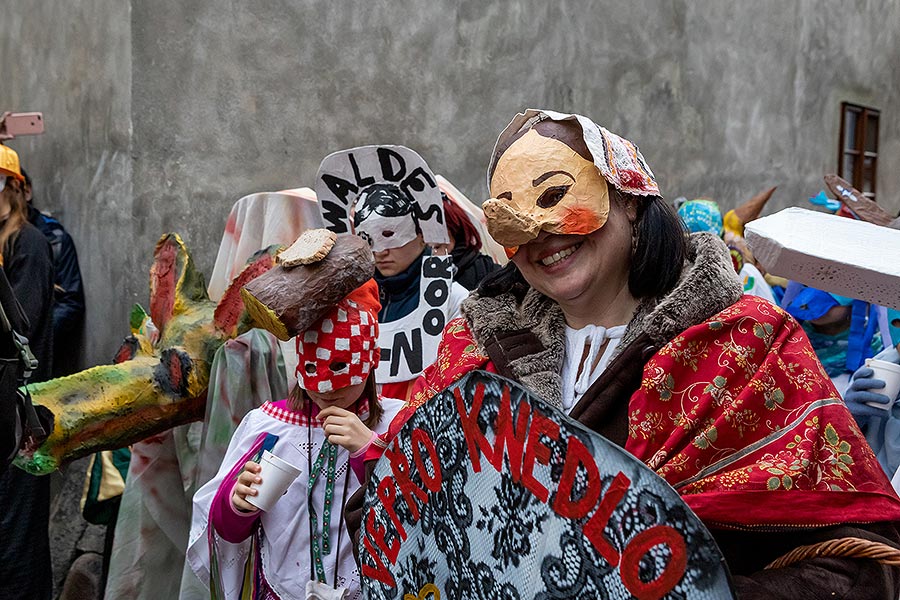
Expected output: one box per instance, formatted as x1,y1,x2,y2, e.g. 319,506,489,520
839,102,879,201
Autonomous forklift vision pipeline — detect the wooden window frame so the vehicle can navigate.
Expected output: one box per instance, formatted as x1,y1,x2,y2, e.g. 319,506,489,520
838,102,879,201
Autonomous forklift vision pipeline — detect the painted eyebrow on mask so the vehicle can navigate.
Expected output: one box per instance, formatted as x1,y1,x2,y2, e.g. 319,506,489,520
532,170,575,187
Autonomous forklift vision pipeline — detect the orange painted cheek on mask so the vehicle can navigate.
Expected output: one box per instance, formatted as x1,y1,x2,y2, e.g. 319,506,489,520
549,204,608,237
487,129,612,250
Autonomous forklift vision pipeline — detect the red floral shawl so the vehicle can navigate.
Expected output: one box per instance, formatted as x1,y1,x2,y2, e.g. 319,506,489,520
395,296,900,529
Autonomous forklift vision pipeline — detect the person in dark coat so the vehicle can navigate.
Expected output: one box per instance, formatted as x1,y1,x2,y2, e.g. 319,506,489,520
23,169,85,376
0,144,54,600
441,192,500,291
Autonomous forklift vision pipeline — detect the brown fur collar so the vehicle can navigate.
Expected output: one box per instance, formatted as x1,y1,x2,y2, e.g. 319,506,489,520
461,232,742,407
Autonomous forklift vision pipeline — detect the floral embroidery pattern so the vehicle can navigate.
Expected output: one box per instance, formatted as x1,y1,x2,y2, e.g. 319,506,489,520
627,296,888,511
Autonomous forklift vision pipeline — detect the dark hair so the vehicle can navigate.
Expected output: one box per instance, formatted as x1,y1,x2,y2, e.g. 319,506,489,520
20,168,31,189
441,193,482,252
287,371,383,429
622,191,686,299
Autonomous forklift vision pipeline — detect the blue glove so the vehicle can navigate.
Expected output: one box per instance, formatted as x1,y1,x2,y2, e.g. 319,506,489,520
844,367,897,419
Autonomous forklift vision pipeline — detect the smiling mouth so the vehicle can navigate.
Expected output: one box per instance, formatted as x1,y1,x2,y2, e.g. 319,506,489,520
539,243,582,266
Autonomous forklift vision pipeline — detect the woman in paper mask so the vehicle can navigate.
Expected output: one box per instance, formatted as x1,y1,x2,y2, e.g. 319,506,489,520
380,110,900,597
317,147,469,403
188,281,403,600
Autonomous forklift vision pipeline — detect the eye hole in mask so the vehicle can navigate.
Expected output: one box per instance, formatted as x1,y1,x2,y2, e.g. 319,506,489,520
329,361,348,373
381,230,394,238
305,362,317,375
537,185,571,209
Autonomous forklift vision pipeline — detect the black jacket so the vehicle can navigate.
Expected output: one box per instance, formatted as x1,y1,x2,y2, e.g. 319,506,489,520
450,246,500,291
28,205,85,375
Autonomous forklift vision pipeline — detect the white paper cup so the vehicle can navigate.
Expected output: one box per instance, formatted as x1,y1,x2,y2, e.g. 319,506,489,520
864,358,900,410
246,450,302,512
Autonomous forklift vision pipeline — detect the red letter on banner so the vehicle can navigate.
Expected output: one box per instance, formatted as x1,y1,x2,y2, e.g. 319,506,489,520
454,384,494,472
383,442,428,520
552,436,602,519
620,525,688,600
411,428,442,493
376,476,407,541
361,510,397,587
489,386,530,481
583,472,632,566
521,409,560,502
365,506,400,564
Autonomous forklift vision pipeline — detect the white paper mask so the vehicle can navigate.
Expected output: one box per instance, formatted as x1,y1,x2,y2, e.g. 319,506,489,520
353,184,419,252
315,145,449,248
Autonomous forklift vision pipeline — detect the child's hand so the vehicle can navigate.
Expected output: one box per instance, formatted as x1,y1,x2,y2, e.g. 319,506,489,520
318,406,374,453
232,460,262,512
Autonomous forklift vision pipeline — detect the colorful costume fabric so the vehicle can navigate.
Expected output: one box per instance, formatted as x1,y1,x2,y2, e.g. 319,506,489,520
403,297,900,528
361,233,900,600
105,192,310,599
105,329,287,600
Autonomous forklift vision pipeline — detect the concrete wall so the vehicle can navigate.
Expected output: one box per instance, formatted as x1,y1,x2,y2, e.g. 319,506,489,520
3,0,900,369
1,0,133,369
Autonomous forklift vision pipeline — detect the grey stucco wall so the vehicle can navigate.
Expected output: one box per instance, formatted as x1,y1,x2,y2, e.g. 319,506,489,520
2,0,900,368
1,0,133,369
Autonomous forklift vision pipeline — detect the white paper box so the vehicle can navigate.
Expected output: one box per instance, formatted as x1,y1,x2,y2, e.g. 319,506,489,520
745,207,900,311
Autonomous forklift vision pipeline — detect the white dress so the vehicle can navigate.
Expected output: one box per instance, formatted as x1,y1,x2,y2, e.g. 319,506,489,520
186,398,403,600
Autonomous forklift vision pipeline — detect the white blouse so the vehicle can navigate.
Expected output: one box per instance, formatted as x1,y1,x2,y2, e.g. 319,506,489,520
561,324,627,412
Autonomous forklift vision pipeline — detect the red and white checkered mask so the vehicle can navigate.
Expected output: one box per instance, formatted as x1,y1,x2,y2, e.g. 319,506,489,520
296,280,381,393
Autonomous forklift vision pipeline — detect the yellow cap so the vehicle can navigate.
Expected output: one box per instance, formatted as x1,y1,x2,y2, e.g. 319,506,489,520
0,145,24,181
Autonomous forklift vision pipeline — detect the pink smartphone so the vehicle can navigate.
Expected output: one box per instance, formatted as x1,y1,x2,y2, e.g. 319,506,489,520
4,112,44,136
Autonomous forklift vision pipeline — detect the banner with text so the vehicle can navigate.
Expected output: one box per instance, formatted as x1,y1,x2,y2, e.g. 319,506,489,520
360,371,733,600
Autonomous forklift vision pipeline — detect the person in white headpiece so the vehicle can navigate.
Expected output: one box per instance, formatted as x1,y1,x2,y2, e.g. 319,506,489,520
315,146,469,403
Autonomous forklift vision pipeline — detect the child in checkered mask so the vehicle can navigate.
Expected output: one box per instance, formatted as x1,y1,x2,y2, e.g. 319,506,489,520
191,280,404,600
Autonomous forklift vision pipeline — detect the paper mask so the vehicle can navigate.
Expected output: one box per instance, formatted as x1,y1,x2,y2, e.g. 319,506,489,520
316,146,449,251
484,129,610,251
296,280,381,393
353,184,420,252
484,109,658,256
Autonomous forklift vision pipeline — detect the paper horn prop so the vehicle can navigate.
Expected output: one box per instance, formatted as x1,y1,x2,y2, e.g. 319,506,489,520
15,234,279,475
724,187,777,237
